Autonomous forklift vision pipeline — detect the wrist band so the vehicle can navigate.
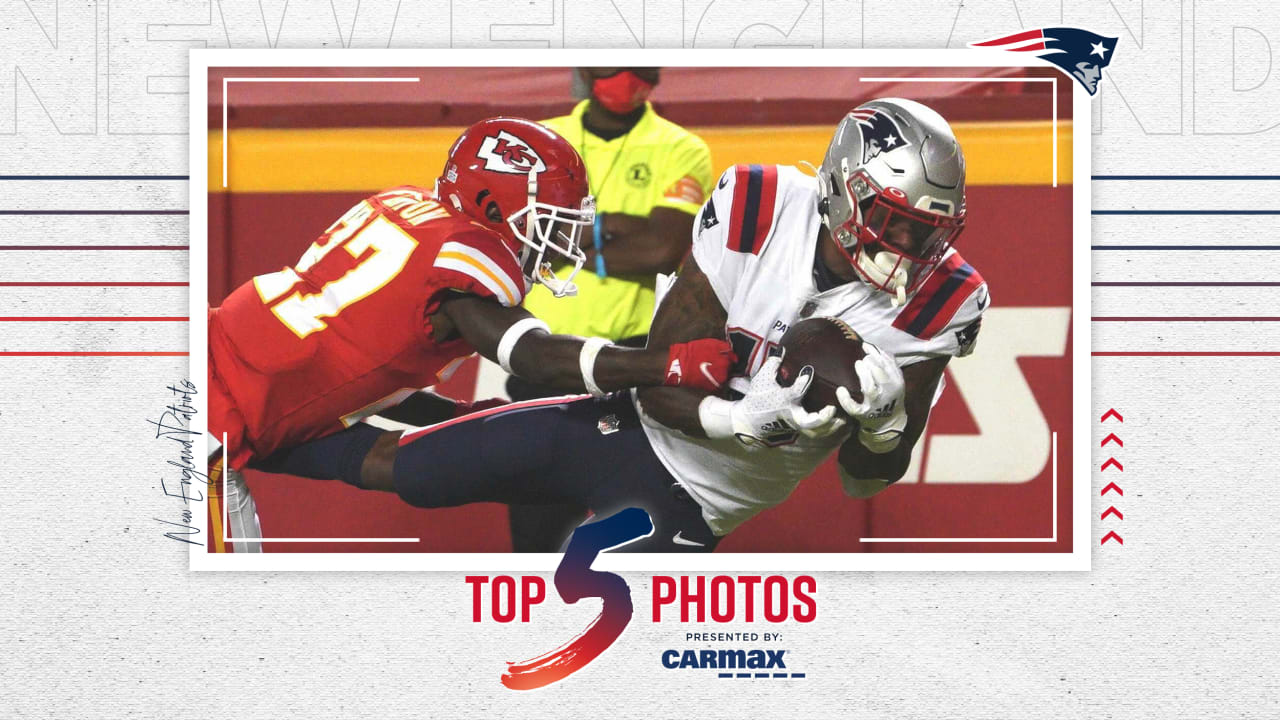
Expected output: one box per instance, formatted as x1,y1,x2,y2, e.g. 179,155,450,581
579,337,611,396
697,396,735,439
592,215,607,278
497,317,550,375
858,427,902,454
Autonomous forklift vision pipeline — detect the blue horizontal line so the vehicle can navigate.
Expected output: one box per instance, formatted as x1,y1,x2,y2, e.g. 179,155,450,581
1093,210,1280,215
0,175,188,181
1092,245,1280,250
718,672,805,678
1092,175,1280,181
718,673,732,678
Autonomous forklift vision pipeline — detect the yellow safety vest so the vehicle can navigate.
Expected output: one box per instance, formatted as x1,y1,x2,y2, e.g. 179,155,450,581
523,101,713,340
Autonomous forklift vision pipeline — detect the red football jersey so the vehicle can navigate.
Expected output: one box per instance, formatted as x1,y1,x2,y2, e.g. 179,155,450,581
208,186,528,468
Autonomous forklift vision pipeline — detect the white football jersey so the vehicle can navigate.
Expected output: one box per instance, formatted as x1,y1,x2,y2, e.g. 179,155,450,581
635,164,988,536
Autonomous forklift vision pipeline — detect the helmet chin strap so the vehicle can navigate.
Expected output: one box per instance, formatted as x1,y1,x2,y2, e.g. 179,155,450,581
514,232,579,298
537,258,579,298
857,249,910,307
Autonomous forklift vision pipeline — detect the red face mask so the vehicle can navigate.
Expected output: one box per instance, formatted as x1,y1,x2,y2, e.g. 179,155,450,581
591,71,654,114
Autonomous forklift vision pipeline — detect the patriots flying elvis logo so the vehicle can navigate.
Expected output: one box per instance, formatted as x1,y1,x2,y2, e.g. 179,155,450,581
849,107,910,164
970,27,1118,96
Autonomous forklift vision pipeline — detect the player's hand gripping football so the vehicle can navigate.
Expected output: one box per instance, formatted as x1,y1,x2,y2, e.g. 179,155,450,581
699,356,839,448
664,337,735,392
836,342,907,453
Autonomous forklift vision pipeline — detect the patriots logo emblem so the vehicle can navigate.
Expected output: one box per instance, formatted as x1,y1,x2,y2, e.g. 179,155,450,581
700,196,719,231
971,27,1118,96
849,108,910,164
955,317,982,357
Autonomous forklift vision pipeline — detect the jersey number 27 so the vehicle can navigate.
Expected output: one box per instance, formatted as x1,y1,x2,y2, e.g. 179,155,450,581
253,201,419,338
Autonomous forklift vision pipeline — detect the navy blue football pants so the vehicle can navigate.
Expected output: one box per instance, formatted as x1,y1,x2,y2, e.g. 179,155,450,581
392,393,719,553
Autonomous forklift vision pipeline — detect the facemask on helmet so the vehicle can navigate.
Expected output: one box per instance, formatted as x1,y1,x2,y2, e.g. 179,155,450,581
817,99,967,306
436,117,595,298
505,172,595,298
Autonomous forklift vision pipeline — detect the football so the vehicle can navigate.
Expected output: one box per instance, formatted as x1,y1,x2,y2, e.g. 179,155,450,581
776,317,866,415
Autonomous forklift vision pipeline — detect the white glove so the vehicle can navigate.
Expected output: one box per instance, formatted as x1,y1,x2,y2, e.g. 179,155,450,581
836,343,907,453
699,356,839,447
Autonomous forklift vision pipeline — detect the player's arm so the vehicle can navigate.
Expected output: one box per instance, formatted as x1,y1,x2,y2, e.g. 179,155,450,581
837,355,948,496
635,263,830,443
632,255,730,437
839,275,987,495
588,207,696,275
436,293,731,395
636,166,832,442
591,138,710,276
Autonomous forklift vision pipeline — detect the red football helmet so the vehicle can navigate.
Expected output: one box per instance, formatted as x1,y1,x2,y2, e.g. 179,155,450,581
436,117,595,297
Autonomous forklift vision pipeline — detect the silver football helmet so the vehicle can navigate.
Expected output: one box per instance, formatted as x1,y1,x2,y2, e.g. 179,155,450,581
816,98,967,306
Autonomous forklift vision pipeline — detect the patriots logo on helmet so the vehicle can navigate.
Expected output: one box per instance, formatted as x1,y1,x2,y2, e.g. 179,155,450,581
849,108,911,164
970,27,1118,96
477,131,548,174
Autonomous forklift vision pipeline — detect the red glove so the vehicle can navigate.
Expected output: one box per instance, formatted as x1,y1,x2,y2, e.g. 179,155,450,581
665,338,736,392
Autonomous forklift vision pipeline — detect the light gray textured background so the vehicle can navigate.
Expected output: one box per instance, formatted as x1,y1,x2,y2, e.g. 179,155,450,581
3,1,1279,716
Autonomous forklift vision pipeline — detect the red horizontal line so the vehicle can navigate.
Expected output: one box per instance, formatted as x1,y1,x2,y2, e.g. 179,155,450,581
0,210,188,215
0,316,188,321
0,245,189,250
0,352,188,356
0,282,189,287
0,175,189,180
1093,352,1280,356
1092,316,1280,322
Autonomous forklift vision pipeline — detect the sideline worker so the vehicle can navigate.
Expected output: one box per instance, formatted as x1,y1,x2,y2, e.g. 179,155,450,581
510,67,714,551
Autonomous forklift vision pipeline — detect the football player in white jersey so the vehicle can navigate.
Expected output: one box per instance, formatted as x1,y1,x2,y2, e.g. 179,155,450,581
262,98,988,551
633,97,986,536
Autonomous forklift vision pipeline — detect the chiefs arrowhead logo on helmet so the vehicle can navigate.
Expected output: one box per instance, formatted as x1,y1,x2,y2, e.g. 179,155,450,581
437,117,594,299
477,131,548,174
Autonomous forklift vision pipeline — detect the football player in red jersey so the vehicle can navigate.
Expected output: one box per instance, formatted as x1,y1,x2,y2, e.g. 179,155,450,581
207,117,734,551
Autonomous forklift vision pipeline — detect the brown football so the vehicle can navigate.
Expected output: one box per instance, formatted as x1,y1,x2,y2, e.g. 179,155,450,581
775,317,866,415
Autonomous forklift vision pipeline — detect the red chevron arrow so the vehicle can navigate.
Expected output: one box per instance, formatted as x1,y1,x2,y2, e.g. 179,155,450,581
1101,433,1123,447
1101,482,1123,496
1101,531,1123,545
1101,409,1123,422
1101,506,1123,520
1101,458,1124,472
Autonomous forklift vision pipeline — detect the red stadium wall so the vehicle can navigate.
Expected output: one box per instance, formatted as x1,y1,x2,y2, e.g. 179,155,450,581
207,67,1075,553
207,66,1063,129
